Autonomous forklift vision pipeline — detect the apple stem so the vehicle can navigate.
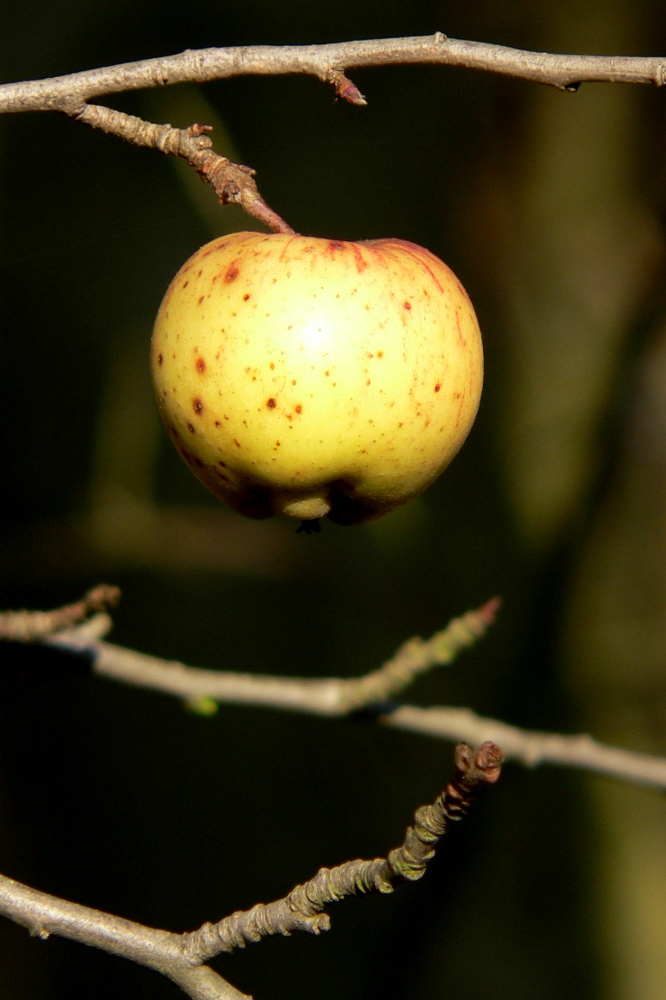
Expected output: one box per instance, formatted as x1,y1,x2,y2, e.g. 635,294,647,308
73,104,296,234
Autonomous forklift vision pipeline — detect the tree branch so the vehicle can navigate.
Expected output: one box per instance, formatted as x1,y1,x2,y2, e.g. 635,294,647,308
3,34,661,233
0,873,248,1000
0,585,120,642
73,105,294,233
5,590,666,789
46,599,500,715
1,33,665,115
0,742,500,999
181,741,502,961
29,594,666,792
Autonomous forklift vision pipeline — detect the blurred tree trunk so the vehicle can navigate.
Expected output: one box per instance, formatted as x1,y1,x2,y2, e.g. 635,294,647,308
487,3,666,997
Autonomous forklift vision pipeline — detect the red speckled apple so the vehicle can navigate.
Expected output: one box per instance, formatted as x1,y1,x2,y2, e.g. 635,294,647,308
151,231,483,525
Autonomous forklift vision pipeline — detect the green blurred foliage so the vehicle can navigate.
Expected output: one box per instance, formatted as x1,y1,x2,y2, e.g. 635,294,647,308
1,2,666,999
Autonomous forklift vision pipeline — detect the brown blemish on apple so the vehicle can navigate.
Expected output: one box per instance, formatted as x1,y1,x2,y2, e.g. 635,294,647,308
267,398,277,409
195,357,206,373
434,382,442,392
327,241,345,252
377,351,384,358
215,420,221,427
295,404,302,414
187,423,195,434
157,353,163,366
243,293,250,301
193,398,204,415
225,262,240,282
218,460,227,467
403,302,412,311
269,362,275,370
182,279,189,289
234,439,241,448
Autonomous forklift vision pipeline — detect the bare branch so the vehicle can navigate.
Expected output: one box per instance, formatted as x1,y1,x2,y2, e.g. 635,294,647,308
0,743,500,997
337,597,500,711
180,742,503,961
0,34,665,115
2,34,661,233
74,105,294,233
380,706,666,790
47,599,499,714
0,873,248,1000
42,596,666,792
0,585,120,642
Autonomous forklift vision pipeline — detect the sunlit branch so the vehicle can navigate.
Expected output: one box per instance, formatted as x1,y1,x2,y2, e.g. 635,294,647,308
40,607,666,793
0,34,664,115
0,742,501,1000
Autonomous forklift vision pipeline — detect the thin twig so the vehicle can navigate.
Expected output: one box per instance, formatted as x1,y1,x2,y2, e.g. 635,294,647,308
74,106,294,233
181,742,502,961
380,706,666,790
0,743,500,999
2,34,661,234
337,597,500,711
43,604,666,792
8,590,666,789
47,599,499,715
0,585,120,642
0,34,665,115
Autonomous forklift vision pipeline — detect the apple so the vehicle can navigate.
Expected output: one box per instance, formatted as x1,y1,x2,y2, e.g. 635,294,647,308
151,232,483,526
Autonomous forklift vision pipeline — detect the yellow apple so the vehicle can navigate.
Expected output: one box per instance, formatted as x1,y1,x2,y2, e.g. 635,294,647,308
151,231,483,525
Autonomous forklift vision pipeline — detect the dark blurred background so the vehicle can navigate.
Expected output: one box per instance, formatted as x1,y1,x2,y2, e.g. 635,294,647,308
1,2,666,998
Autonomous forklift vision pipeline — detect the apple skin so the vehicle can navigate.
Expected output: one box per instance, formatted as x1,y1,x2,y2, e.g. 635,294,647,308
151,231,483,525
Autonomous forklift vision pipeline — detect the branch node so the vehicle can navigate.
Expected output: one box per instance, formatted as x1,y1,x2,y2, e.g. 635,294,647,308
188,122,213,138
326,69,367,105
